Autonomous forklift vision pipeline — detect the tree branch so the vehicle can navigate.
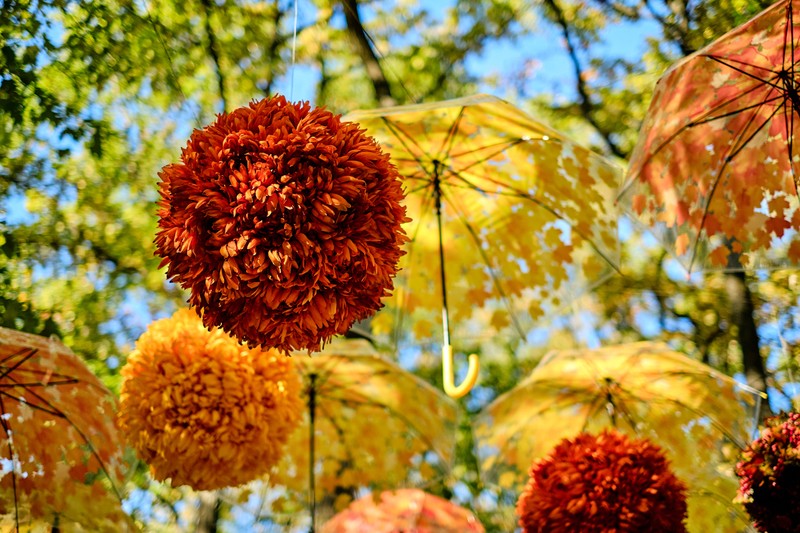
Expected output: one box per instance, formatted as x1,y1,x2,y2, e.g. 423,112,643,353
261,0,284,97
339,0,396,107
543,0,626,158
199,0,228,110
726,270,771,415
593,0,642,20
644,0,695,55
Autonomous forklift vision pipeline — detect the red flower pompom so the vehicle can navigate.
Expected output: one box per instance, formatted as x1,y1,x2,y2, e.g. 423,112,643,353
516,429,688,533
155,96,408,352
736,412,800,533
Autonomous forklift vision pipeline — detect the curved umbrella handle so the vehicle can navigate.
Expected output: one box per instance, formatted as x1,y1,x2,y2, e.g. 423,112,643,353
442,344,479,398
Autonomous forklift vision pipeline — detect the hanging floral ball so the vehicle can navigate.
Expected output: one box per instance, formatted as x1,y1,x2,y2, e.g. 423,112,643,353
154,95,408,353
117,308,303,490
516,429,688,533
736,412,800,533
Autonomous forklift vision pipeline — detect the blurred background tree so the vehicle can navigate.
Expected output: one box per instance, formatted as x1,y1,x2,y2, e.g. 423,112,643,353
1,0,797,530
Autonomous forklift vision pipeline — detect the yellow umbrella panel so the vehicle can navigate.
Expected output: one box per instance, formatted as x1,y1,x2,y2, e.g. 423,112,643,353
268,339,458,531
473,342,764,533
345,94,622,398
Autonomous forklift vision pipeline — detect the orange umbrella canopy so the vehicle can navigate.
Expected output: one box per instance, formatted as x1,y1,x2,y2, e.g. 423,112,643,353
620,0,800,273
321,489,484,533
0,327,131,531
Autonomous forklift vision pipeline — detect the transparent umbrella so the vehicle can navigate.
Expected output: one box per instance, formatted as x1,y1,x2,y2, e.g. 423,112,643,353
620,0,800,273
269,339,459,532
474,342,764,533
0,327,132,531
345,94,622,397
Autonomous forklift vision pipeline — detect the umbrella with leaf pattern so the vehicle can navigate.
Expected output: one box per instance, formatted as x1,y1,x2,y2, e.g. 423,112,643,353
345,94,622,398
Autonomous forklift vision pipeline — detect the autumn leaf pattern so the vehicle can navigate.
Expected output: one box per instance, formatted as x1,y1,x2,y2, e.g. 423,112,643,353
344,94,622,351
474,342,760,533
621,0,800,272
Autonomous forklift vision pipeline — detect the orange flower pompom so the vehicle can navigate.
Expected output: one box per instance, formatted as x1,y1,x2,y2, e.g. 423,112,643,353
118,309,303,490
516,430,688,533
154,96,408,352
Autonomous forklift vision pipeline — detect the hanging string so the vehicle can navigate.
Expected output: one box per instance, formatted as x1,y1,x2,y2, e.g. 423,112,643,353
290,0,299,101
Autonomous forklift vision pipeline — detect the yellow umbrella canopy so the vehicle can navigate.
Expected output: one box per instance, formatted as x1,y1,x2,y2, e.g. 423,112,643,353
0,327,132,532
473,342,763,533
269,339,458,530
344,94,622,397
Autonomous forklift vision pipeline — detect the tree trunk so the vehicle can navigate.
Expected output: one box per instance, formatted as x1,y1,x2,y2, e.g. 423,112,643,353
340,0,396,107
725,271,771,418
195,492,221,533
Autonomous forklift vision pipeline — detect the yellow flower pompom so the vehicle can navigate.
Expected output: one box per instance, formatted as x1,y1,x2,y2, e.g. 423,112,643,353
118,309,303,490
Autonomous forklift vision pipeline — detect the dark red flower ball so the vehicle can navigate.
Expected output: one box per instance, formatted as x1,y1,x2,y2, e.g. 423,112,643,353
155,96,408,352
736,412,800,533
516,430,688,533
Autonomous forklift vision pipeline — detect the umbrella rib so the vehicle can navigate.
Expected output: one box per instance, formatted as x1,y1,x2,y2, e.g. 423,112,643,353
397,173,431,186
0,347,109,395
783,8,800,191
300,355,383,390
446,168,621,275
0,384,126,502
689,92,784,126
487,383,607,423
587,390,642,433
0,395,20,531
0,347,38,380
584,381,749,448
2,366,82,382
689,97,785,270
393,184,437,352
645,80,780,162
787,91,798,193
616,384,748,449
0,379,80,389
613,396,645,432
442,137,528,176
310,370,444,429
0,390,68,418
315,392,449,460
706,55,785,89
689,488,754,524
0,368,105,408
324,376,455,465
581,394,610,432
379,118,436,175
445,137,530,164
488,373,611,403
784,0,793,72
480,387,645,468
439,185,529,341
790,0,797,77
438,106,467,163
308,368,397,397
314,400,359,476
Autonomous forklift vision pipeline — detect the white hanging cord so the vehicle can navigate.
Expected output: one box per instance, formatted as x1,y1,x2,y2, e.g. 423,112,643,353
290,0,299,100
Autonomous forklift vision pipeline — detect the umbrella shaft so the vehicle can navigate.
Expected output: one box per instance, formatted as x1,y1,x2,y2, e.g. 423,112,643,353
432,163,452,347
308,375,317,533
